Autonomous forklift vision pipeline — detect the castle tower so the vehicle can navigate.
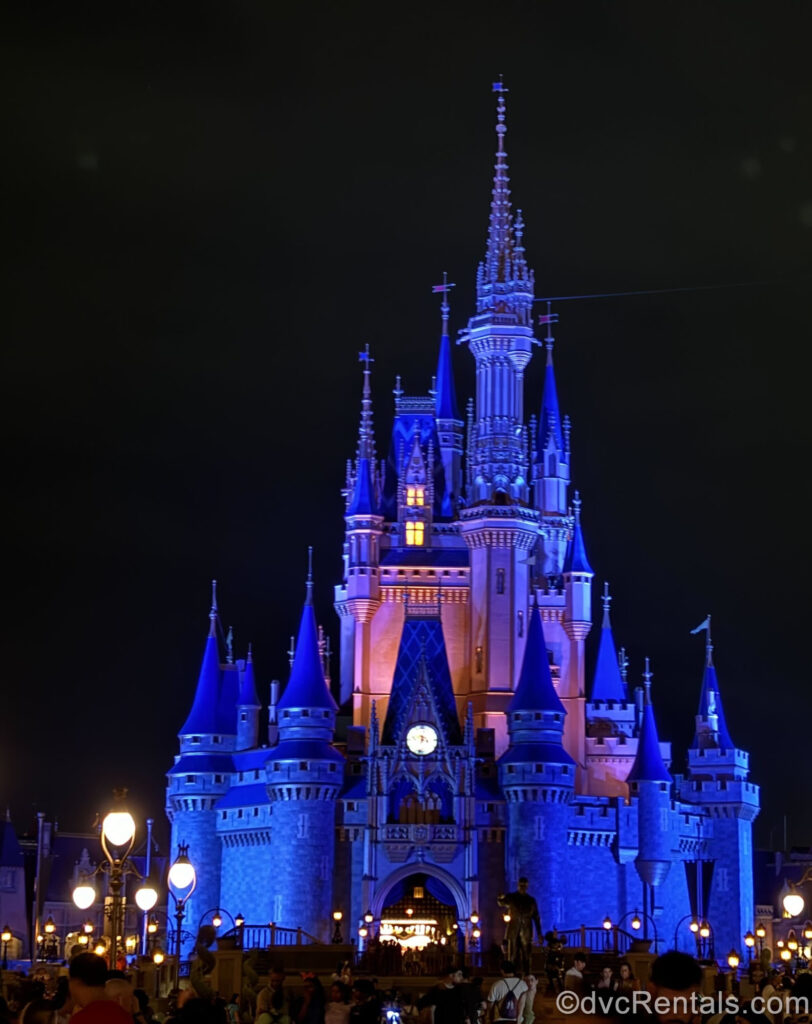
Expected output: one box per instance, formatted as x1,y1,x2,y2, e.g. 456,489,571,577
559,493,593,773
678,620,759,955
585,583,637,796
459,85,540,748
627,661,674,923
499,602,575,932
267,554,343,939
236,647,261,751
165,583,231,952
340,350,385,713
534,314,571,580
433,275,464,516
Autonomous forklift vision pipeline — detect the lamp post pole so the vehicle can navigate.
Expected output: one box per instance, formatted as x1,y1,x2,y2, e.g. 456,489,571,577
167,845,197,973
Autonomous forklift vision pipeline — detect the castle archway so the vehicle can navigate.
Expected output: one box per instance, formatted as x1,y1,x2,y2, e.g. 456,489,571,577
372,864,468,952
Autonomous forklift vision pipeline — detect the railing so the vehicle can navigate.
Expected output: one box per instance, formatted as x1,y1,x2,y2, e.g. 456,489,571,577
221,924,324,949
557,926,640,953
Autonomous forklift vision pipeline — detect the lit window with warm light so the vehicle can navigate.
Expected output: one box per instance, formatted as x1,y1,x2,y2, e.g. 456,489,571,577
406,486,425,507
405,521,424,546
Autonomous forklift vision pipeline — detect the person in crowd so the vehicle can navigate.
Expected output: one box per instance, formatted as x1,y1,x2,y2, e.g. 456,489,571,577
487,961,528,1023
615,963,638,994
521,976,538,1024
68,954,137,1024
292,974,324,1024
618,951,701,1024
349,981,379,1024
19,1003,54,1024
597,967,615,991
420,966,467,1023
257,970,291,1024
565,956,588,995
325,982,350,1024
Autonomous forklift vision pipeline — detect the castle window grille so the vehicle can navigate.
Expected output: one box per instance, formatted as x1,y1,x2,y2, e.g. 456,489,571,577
213,736,222,744
254,807,259,816
191,736,200,744
185,776,195,785
300,762,308,770
254,770,260,779
215,775,224,783
496,568,505,594
240,712,247,722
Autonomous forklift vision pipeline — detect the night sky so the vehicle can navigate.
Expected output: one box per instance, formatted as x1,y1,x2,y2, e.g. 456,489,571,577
3,3,811,850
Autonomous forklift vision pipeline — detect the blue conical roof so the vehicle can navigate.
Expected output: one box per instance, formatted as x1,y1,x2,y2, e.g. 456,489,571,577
180,623,221,736
347,457,375,516
381,615,462,745
238,652,261,708
628,698,672,783
563,512,594,575
435,333,461,421
591,605,626,701
537,348,564,456
509,604,566,713
692,662,734,750
277,600,338,712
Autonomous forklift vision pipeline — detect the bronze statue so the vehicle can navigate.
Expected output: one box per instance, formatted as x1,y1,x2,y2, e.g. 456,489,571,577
497,877,542,974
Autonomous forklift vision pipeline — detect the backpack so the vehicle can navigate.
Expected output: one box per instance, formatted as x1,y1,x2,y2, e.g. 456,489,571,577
499,979,520,1021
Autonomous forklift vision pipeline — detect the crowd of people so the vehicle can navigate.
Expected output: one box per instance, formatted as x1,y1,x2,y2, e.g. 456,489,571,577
3,947,812,1024
0,953,537,1024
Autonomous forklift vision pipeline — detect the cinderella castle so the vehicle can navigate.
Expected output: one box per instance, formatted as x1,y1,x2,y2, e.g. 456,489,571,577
166,86,759,960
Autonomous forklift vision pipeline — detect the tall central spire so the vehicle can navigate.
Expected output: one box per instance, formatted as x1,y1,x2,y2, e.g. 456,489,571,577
485,82,512,284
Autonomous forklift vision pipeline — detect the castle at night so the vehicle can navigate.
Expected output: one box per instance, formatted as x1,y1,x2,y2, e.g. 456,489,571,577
166,87,758,959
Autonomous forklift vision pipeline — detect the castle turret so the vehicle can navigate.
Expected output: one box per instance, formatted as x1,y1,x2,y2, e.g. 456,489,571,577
267,556,343,939
236,647,261,751
166,583,231,953
679,619,759,956
339,350,385,712
433,275,464,516
628,661,673,893
216,627,239,743
499,603,574,931
585,584,637,796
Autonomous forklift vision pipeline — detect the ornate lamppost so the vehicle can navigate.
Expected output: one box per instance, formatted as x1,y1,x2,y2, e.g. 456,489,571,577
72,790,158,969
167,845,197,965
331,910,343,944
1,925,11,969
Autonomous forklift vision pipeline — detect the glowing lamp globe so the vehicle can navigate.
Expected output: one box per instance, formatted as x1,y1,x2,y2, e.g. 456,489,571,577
212,913,223,928
332,910,343,922
689,919,700,933
469,912,479,924
364,910,374,924
744,932,755,948
631,914,642,931
135,883,158,912
803,923,812,941
781,949,792,962
1,925,11,943
358,927,368,938
102,809,136,849
472,928,481,939
168,851,196,891
756,925,766,939
73,882,96,910
78,935,88,946
44,918,56,935
727,950,740,969
699,923,711,939
503,913,511,924
83,921,94,935
235,913,245,928
603,916,613,930
784,892,805,918
153,950,165,965
788,931,799,951
94,943,106,956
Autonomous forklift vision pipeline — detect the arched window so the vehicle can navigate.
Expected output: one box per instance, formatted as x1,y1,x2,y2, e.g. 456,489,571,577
405,521,425,546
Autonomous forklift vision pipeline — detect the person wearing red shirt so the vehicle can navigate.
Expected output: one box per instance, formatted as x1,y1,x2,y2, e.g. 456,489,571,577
68,953,136,1024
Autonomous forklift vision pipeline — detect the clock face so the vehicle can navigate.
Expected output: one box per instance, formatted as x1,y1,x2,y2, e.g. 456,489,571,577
406,724,438,756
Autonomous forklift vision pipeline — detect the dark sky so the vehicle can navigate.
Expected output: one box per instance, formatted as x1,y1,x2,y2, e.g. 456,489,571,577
3,2,811,850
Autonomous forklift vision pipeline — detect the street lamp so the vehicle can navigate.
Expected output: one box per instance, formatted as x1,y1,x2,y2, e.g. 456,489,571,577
744,932,755,961
603,915,613,930
212,911,223,929
364,909,374,925
167,845,197,965
1,925,11,969
332,910,343,944
619,909,659,953
727,950,740,971
72,789,158,970
153,949,165,965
